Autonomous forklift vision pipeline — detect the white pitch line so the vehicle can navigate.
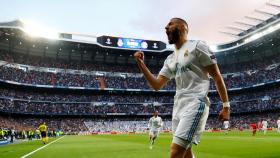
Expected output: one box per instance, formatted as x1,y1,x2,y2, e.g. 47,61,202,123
21,135,66,158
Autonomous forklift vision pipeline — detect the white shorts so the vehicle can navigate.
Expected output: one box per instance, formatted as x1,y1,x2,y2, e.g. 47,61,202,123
149,130,159,137
224,125,229,129
172,97,209,149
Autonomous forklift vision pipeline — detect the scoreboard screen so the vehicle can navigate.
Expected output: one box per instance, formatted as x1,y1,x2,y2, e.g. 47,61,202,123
97,36,166,51
117,38,147,49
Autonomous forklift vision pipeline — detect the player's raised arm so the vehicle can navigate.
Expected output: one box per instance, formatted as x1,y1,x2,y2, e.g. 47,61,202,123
204,64,230,121
134,51,169,91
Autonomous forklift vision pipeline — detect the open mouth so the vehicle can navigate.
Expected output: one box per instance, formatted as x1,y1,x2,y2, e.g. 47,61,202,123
166,31,170,36
166,31,171,38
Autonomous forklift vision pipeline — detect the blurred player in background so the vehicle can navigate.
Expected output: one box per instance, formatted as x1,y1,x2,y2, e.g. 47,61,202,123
250,123,257,136
134,17,230,158
257,121,262,132
148,111,163,149
277,117,280,133
223,120,230,135
36,129,41,139
10,127,15,143
262,120,268,135
38,122,48,144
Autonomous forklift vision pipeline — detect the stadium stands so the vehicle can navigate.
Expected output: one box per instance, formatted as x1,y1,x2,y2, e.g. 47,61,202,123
0,51,280,90
1,113,279,136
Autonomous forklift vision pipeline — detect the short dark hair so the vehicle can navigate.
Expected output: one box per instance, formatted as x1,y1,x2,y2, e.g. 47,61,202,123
172,17,188,28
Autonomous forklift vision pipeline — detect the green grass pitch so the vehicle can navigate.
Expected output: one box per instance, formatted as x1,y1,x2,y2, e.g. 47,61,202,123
0,131,280,158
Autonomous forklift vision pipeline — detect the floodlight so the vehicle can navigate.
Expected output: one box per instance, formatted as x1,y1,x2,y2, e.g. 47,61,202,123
21,19,59,39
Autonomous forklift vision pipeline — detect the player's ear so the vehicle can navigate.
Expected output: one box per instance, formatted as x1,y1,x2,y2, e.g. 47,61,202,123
177,24,185,37
185,26,189,34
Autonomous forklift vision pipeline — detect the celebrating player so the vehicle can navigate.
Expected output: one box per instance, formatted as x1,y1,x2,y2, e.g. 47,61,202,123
223,120,230,135
134,18,230,158
262,120,268,135
38,122,48,144
277,117,280,133
148,111,163,149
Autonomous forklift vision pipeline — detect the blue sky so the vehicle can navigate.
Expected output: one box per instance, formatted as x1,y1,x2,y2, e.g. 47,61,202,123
0,0,269,44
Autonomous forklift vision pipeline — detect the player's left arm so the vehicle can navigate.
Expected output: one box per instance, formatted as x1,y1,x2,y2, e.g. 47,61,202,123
204,64,230,121
197,41,230,121
159,118,163,127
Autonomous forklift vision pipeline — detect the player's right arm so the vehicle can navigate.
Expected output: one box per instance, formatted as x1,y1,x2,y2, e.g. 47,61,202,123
134,51,169,91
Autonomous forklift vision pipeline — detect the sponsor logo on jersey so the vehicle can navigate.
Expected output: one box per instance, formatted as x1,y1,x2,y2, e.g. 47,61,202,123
173,63,192,75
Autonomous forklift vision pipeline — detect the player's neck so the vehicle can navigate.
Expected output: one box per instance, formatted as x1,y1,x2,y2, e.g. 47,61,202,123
175,38,187,50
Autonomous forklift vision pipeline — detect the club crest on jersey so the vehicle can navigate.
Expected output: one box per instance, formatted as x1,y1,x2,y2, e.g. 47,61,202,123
184,50,189,57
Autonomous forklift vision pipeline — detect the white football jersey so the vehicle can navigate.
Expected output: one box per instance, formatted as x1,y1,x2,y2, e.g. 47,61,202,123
262,121,268,128
148,116,163,131
224,121,229,128
277,120,280,126
159,40,216,101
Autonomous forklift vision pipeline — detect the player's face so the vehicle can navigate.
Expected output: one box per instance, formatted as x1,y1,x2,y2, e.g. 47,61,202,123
165,19,187,44
153,111,158,117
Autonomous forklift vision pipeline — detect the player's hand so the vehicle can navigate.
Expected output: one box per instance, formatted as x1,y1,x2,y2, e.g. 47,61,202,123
218,107,230,121
134,51,144,63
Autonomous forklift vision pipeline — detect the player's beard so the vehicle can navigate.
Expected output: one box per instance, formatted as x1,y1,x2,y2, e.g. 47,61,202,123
167,28,180,44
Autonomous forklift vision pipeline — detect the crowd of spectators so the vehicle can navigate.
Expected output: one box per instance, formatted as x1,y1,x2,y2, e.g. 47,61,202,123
0,99,173,115
0,88,173,103
218,56,280,73
210,86,280,103
210,98,280,114
1,64,280,90
1,50,280,74
0,95,279,115
0,116,87,135
1,113,279,135
85,113,280,132
0,51,159,74
0,84,279,115
0,84,280,105
0,51,280,90
0,67,100,88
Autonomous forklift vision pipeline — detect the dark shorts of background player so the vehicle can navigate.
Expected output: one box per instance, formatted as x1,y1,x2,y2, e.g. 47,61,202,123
41,131,47,138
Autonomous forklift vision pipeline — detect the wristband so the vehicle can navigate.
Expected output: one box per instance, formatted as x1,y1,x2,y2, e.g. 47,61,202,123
222,102,230,108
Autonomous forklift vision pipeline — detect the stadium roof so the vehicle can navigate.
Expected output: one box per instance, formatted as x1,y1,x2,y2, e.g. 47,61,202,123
220,1,280,39
0,0,276,45
0,19,170,52
0,22,171,67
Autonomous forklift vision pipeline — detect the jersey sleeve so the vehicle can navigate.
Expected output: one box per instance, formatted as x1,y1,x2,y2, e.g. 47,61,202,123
38,125,42,131
158,56,173,79
160,118,163,127
196,41,217,67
